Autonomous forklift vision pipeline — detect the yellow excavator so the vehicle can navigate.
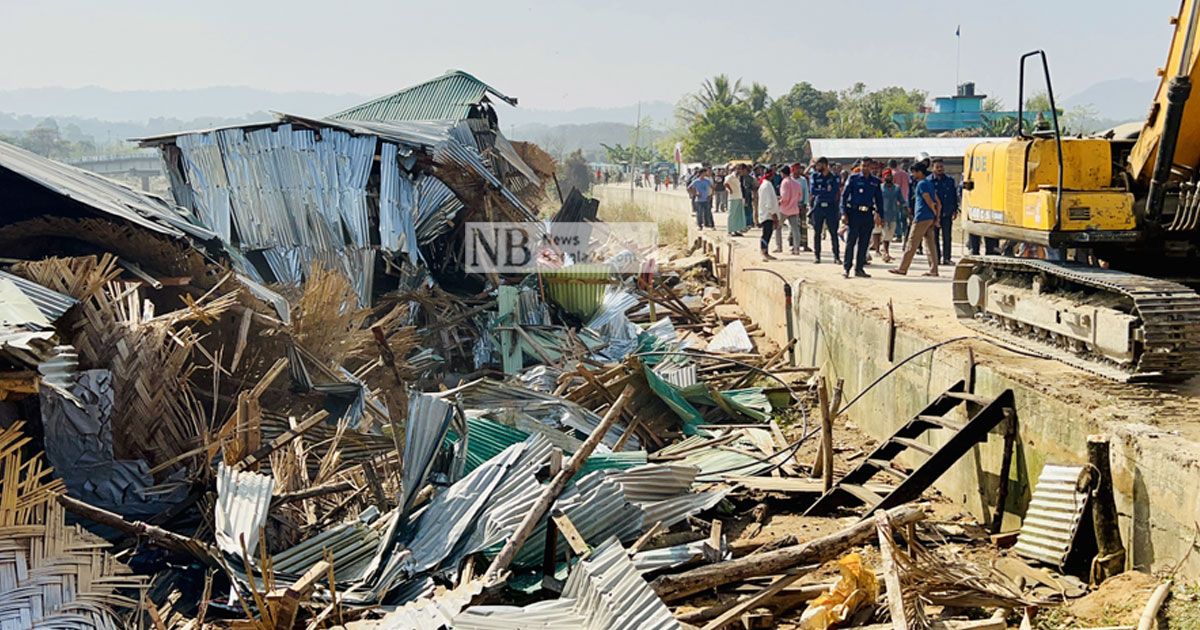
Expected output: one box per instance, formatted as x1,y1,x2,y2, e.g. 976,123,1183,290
955,0,1200,381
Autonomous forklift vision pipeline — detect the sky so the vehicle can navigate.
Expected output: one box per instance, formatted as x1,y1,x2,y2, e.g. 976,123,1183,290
0,0,1179,112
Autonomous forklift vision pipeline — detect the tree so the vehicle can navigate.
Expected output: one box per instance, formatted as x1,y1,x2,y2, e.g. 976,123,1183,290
21,118,69,158
678,74,746,122
781,82,839,128
982,97,1005,112
683,103,766,163
560,149,592,194
746,82,771,115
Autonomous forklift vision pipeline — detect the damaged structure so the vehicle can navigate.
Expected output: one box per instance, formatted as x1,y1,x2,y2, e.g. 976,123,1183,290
0,69,1159,630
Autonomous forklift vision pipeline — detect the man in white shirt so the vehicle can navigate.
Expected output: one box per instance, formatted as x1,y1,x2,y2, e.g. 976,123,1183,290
757,167,780,261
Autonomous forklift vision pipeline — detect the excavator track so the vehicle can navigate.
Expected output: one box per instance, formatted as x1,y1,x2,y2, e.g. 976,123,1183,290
953,255,1200,382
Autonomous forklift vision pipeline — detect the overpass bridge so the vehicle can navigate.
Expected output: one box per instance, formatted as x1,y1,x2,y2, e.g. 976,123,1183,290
68,150,163,190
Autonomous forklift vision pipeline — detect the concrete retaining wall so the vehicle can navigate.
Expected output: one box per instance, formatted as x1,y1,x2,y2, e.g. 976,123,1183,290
597,184,1200,579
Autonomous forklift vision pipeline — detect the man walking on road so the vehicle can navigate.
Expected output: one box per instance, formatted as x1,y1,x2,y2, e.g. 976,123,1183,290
930,158,958,264
889,162,940,277
840,157,884,278
687,167,715,230
757,167,780,261
809,157,841,265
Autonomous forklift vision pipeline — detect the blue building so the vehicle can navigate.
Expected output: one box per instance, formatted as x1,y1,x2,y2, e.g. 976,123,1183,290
895,83,1046,133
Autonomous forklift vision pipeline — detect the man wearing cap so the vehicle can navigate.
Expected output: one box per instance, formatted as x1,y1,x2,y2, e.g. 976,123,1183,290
839,157,884,278
808,157,841,265
878,168,907,263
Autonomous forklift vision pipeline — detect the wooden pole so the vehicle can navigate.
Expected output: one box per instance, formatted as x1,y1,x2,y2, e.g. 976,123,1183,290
650,503,924,601
484,385,635,584
58,494,218,565
812,377,830,479
990,408,1017,534
1087,434,1127,584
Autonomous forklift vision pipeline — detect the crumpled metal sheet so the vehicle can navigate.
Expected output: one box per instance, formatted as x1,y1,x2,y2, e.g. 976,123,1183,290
401,393,457,514
443,378,637,451
214,463,275,558
632,540,717,574
379,142,420,264
706,320,754,353
0,270,76,324
455,537,680,630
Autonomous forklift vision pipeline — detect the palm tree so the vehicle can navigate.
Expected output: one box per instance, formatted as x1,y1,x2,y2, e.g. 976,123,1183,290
678,74,746,122
746,82,771,115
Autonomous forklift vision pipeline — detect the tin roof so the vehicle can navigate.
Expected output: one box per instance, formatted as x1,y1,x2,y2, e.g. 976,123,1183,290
331,70,517,123
0,139,216,241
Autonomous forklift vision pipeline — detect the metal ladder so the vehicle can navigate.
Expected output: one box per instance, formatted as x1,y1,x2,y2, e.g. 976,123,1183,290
804,380,1015,518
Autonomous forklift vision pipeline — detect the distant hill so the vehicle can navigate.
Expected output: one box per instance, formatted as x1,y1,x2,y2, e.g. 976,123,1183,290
0,86,679,158
508,122,669,161
1062,78,1157,123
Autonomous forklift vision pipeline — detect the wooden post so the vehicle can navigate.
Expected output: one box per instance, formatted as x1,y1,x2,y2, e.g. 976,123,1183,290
542,448,564,590
812,377,830,479
886,299,896,363
990,408,1017,534
1087,434,1127,584
485,386,635,584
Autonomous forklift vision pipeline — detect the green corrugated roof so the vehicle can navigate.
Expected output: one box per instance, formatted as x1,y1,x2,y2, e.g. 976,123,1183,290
446,416,645,475
331,70,517,123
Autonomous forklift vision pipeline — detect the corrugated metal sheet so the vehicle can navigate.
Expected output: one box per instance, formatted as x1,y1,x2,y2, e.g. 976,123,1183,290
807,136,1010,160
214,463,275,558
0,138,216,241
331,70,516,124
0,271,76,323
632,540,715,574
456,537,679,630
401,393,457,514
706,320,754,353
541,265,613,320
442,378,637,451
1015,464,1090,568
379,142,419,264
172,122,379,304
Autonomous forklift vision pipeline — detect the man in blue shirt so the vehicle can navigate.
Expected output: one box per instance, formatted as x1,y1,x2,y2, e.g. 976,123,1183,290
687,167,715,230
889,162,940,276
840,157,884,278
808,157,842,265
930,158,959,264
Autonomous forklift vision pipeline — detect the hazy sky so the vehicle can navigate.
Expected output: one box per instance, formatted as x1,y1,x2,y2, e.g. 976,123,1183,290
0,0,1179,110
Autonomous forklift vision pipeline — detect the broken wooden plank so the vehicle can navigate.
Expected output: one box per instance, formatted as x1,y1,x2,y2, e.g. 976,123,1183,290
699,569,806,630
552,511,590,556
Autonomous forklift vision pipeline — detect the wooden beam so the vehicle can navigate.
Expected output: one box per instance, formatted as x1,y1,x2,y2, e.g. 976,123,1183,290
484,385,635,584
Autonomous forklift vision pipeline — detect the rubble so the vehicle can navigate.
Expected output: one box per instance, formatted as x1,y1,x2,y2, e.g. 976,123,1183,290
0,70,1168,630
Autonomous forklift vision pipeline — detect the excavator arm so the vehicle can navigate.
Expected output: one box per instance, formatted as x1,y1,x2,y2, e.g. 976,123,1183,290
1128,0,1200,220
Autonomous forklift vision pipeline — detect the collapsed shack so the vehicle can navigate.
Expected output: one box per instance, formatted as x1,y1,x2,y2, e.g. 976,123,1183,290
0,72,1169,629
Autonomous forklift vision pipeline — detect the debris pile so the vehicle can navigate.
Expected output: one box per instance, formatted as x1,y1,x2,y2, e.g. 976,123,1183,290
0,71,1176,630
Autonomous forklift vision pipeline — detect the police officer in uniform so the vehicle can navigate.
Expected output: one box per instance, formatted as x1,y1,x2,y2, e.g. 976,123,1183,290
808,157,841,265
840,157,885,278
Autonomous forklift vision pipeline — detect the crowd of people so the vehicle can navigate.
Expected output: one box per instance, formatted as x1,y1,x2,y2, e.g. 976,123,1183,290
685,156,966,279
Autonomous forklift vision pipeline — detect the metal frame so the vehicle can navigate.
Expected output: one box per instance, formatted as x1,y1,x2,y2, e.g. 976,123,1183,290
1017,50,1064,230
